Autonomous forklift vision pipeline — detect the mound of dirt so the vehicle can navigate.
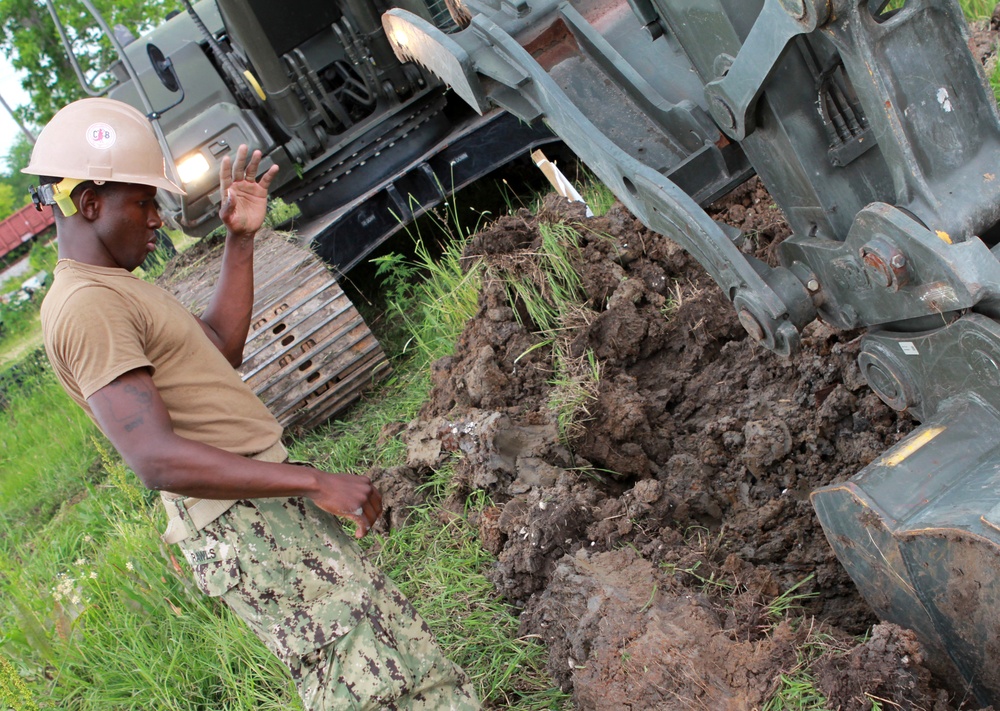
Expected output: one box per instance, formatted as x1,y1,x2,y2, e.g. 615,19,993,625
365,183,1000,709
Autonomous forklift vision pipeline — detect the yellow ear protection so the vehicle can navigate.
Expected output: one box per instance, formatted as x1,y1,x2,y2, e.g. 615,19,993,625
29,178,105,217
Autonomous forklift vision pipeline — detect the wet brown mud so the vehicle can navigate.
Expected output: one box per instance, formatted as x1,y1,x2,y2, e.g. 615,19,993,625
373,186,992,709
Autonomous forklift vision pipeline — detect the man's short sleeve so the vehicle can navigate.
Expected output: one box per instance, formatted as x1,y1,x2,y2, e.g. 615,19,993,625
47,285,155,400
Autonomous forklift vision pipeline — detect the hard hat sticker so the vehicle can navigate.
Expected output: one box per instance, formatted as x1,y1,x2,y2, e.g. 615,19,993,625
86,123,117,150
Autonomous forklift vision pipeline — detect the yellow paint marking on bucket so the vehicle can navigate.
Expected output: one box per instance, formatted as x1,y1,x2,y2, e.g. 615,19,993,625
882,426,946,467
936,230,952,244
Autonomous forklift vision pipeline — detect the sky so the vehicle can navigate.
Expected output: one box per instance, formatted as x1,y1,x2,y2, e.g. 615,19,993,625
0,53,31,167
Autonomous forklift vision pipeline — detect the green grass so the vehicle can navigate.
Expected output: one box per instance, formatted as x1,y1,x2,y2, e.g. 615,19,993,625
0,240,56,296
0,362,97,550
500,222,585,338
761,624,847,711
373,494,564,708
960,0,996,20
549,348,601,446
579,170,617,217
764,669,830,711
1,451,297,710
880,0,994,18
766,574,819,622
0,311,42,371
263,196,301,228
989,61,1000,106
956,0,1000,103
371,207,482,366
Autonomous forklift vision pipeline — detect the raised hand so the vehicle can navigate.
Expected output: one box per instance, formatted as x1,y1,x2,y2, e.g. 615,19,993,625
218,144,280,237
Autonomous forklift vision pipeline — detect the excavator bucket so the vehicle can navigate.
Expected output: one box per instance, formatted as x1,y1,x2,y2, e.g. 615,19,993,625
812,394,1000,706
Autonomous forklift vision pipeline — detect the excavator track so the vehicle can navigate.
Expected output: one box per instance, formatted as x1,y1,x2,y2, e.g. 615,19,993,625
159,229,388,429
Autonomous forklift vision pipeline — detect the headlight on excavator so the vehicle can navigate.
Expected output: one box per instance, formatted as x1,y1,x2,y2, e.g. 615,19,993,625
177,152,211,184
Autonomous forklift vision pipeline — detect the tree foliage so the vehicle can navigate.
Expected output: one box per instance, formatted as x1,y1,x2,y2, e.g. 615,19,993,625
0,0,180,129
3,134,34,200
0,0,180,210
0,182,16,219
0,134,32,218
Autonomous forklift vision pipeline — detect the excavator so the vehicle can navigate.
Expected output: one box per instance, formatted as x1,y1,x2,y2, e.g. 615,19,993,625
381,0,1000,704
45,0,1000,702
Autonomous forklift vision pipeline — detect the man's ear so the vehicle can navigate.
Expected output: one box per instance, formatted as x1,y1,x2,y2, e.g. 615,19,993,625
76,186,102,221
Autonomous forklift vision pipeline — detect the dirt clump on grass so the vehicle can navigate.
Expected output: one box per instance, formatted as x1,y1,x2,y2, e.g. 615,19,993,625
378,185,995,709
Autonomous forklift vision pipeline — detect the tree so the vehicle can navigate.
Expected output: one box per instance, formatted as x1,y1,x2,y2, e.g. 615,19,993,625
0,0,180,127
0,182,16,219
3,134,34,204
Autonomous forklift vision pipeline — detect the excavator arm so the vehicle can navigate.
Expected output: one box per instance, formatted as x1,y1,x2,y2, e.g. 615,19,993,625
383,0,1000,703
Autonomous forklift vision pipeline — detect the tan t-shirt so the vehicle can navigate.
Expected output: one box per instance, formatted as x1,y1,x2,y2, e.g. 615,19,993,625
41,259,282,456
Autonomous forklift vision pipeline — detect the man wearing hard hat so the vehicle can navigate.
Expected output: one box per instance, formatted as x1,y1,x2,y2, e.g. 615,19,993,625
27,97,479,710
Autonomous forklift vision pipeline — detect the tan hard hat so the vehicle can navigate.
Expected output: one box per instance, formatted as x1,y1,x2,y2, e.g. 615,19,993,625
23,97,184,196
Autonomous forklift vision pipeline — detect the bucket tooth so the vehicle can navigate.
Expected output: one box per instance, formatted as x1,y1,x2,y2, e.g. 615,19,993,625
383,9,489,114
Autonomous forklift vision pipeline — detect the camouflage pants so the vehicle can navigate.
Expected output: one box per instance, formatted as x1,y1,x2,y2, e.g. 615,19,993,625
177,496,480,710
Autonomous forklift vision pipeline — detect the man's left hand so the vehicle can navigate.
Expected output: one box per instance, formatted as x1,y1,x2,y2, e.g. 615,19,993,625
218,144,280,237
